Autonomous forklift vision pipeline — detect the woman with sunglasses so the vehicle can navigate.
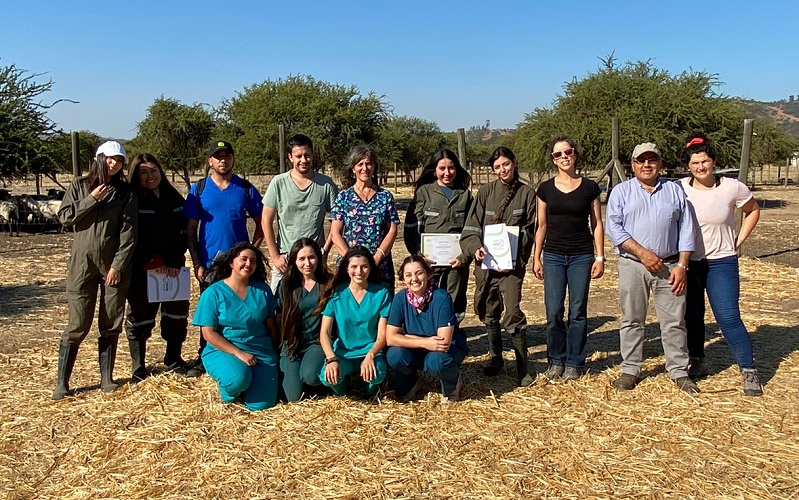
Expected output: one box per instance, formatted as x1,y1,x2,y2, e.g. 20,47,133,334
532,136,605,382
53,141,137,399
404,149,473,322
460,147,537,386
679,133,762,396
125,153,192,381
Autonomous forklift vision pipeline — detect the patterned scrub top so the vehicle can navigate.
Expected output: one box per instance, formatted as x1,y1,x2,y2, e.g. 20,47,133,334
331,186,400,282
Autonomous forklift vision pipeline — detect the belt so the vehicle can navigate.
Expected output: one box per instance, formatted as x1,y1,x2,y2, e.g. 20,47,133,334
621,254,679,263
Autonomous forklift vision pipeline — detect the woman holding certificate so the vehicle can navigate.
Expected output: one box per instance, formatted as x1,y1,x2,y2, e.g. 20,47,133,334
404,149,473,321
460,147,537,386
125,153,193,381
532,136,604,382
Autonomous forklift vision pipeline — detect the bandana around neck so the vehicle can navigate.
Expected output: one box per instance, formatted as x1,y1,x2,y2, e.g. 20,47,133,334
407,284,435,309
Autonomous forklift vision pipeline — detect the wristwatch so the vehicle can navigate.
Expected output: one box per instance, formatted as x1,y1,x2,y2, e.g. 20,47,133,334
676,262,689,270
595,256,606,262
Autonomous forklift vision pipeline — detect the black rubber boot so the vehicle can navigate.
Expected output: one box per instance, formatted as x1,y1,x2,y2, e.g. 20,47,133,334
52,343,79,400
128,338,148,382
98,337,119,393
164,341,191,375
512,328,534,386
483,320,505,376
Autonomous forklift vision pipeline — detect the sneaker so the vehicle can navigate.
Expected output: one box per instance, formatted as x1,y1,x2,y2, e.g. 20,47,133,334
674,376,701,395
614,373,639,391
562,366,582,382
543,364,565,381
186,359,206,378
441,375,463,404
741,368,763,397
688,357,709,379
518,373,535,387
399,379,423,403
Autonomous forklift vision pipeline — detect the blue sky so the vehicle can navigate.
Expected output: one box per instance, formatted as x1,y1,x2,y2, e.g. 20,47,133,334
4,1,797,140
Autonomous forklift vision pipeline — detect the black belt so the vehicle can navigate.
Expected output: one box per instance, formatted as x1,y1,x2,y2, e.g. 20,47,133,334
621,254,679,263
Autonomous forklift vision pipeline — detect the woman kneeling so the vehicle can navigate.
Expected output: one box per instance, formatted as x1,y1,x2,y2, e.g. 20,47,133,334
387,255,469,403
192,243,279,411
319,246,391,397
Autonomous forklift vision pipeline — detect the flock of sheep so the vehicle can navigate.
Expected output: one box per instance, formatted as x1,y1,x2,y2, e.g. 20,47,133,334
0,189,65,236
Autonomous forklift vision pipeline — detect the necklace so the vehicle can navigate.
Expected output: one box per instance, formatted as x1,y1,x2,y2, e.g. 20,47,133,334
354,183,374,202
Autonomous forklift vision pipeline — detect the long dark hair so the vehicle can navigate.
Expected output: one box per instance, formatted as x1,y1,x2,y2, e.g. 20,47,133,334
87,154,126,191
205,242,268,284
488,147,523,223
128,153,182,199
414,149,471,192
342,145,380,189
280,238,332,357
315,246,381,315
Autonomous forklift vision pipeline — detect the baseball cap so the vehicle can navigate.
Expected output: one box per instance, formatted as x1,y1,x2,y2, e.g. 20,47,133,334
631,142,661,160
208,140,234,157
96,141,127,159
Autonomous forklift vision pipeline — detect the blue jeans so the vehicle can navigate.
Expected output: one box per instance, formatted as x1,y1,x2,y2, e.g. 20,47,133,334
542,252,593,368
387,336,468,396
685,256,754,369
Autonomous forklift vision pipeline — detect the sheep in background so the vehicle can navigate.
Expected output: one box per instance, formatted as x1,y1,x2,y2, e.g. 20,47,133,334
0,199,20,236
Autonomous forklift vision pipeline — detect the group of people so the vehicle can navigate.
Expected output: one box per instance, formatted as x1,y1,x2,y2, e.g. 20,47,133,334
51,130,763,411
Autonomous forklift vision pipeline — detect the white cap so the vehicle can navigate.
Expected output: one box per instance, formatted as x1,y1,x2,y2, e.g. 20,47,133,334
96,141,127,159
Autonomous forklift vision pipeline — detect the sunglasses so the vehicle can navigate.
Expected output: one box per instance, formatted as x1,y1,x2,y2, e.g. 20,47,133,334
551,148,575,159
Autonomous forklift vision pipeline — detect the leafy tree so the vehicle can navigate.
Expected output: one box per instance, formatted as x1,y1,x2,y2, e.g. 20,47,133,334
131,97,215,189
219,75,386,174
513,57,793,173
40,130,103,179
0,62,67,181
376,115,445,183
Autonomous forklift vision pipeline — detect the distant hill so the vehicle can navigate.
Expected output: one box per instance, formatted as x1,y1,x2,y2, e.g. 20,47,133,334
462,127,515,144
741,99,799,137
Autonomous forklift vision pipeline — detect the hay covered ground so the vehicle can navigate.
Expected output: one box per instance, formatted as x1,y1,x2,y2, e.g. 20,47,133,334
0,185,798,498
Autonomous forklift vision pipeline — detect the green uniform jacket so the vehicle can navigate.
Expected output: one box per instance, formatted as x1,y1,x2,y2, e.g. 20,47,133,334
404,183,474,264
459,179,536,272
58,176,138,275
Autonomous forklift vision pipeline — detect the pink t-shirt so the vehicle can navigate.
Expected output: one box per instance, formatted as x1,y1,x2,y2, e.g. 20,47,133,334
679,176,753,260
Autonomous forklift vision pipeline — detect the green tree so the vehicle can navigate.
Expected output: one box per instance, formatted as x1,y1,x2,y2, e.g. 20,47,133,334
40,130,103,181
376,116,445,183
512,57,789,173
131,97,215,189
0,63,67,182
220,75,386,174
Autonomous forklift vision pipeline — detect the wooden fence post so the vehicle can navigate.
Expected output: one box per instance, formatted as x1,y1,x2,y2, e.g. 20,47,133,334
71,131,80,178
279,124,286,173
457,128,467,169
610,117,620,190
736,118,754,255
394,162,398,192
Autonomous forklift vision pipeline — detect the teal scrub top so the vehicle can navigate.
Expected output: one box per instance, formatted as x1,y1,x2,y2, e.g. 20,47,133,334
322,282,391,359
193,280,277,358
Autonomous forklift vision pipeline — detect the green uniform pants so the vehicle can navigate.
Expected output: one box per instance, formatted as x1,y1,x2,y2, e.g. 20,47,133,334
62,259,130,345
473,267,527,333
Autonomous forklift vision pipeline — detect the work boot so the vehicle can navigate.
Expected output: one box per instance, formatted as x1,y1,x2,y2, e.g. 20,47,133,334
511,328,534,386
186,357,206,378
98,337,119,393
52,343,79,400
482,320,504,376
164,340,191,375
741,368,763,397
128,338,148,382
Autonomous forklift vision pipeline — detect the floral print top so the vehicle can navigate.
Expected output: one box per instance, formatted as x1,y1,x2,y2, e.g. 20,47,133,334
331,186,400,283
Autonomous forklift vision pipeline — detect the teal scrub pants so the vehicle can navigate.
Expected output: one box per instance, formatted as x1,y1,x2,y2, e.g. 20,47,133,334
203,348,279,411
319,353,388,396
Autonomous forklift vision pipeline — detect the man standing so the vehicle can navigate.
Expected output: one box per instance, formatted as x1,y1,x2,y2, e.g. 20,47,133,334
185,140,264,375
605,142,699,394
261,134,338,291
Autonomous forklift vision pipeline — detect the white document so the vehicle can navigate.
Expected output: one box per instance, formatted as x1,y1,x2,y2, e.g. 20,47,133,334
421,233,462,266
147,267,191,303
481,224,520,271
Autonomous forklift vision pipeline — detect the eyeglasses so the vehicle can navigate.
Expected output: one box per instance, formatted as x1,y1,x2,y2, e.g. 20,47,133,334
139,169,159,177
634,156,660,165
551,148,575,159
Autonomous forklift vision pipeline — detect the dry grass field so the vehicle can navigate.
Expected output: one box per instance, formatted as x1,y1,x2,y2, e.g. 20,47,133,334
0,183,798,498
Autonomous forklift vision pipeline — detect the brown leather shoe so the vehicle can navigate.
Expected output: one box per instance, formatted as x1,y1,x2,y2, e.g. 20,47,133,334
614,373,639,391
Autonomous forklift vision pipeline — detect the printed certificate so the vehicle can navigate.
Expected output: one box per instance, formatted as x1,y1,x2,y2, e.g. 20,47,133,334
421,233,462,266
147,267,191,303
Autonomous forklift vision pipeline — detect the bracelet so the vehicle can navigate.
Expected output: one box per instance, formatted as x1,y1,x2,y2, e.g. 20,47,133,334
595,256,606,262
324,356,340,365
676,262,689,270
193,264,203,270
375,248,386,257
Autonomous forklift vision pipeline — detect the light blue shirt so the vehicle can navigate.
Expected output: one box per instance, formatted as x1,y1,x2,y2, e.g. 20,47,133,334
605,178,695,259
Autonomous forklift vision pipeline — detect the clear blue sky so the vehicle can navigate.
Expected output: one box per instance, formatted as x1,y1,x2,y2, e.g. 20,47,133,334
4,0,797,140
